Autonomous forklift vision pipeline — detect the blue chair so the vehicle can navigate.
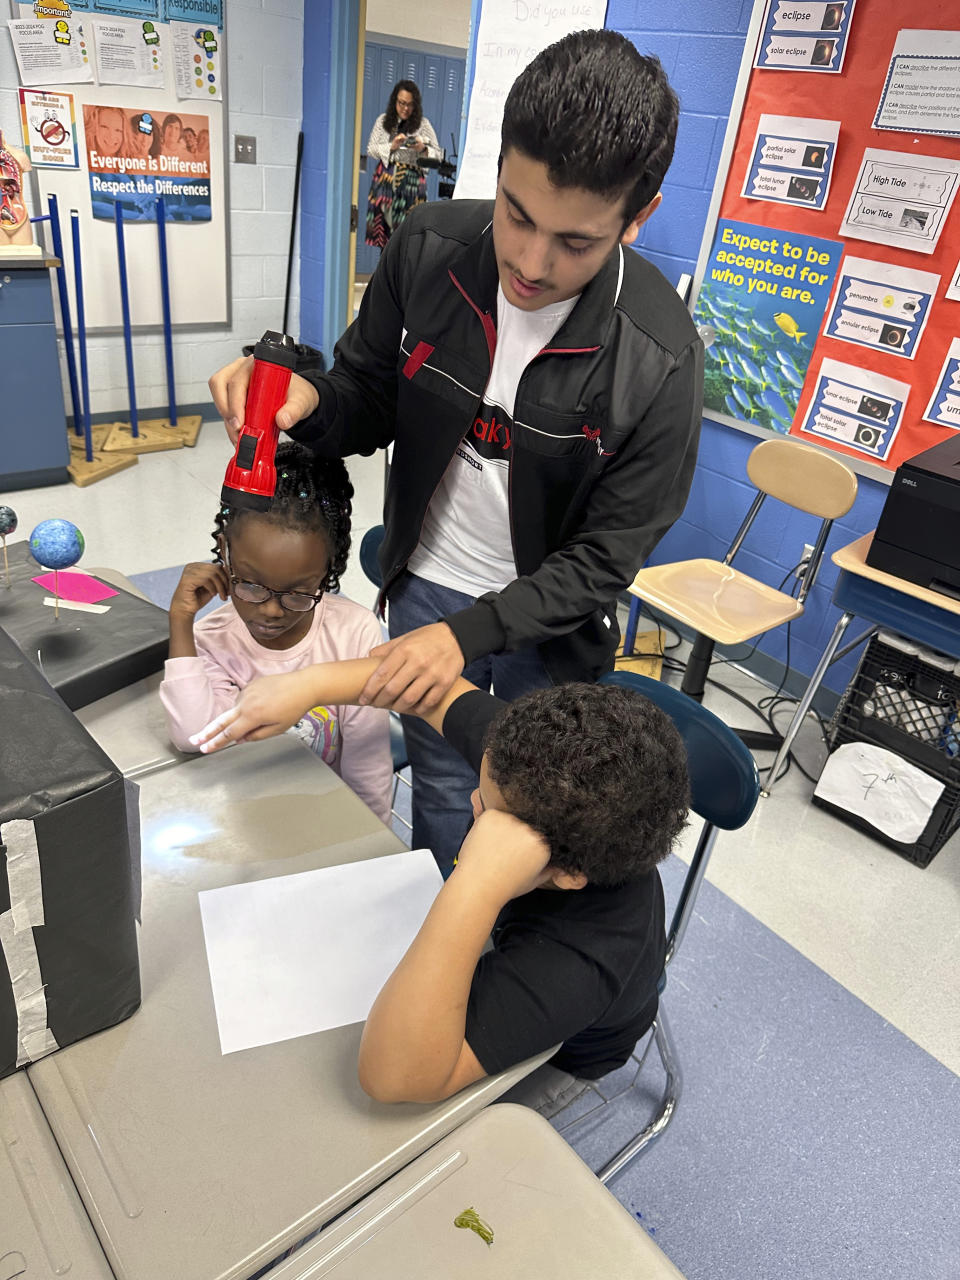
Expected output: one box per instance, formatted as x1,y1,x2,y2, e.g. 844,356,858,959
578,670,761,1182
358,525,411,832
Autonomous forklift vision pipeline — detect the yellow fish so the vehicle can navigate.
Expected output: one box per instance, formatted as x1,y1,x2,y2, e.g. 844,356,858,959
773,312,807,343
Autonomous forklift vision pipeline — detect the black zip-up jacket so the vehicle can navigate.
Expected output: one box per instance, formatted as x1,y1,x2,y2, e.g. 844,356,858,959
290,199,703,683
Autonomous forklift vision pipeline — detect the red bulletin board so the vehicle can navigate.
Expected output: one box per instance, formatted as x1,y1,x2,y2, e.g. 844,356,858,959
691,0,960,478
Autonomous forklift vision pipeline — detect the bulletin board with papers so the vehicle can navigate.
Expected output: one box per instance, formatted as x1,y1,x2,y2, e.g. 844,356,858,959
690,0,960,478
8,0,227,330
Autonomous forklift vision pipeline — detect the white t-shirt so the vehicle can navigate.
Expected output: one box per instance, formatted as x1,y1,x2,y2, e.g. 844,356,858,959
408,286,578,597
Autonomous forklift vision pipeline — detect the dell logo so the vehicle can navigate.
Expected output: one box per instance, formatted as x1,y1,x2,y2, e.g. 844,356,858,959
901,477,917,486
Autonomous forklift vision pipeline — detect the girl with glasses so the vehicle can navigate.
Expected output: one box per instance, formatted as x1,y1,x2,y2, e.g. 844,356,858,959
159,443,393,823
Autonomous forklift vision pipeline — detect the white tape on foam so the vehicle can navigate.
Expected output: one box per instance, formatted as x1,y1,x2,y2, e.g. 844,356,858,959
1,822,59,1066
2,819,45,933
0,912,59,1067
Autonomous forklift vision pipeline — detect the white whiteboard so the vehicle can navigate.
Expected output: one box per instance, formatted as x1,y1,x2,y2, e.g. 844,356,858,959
17,19,228,331
453,0,608,201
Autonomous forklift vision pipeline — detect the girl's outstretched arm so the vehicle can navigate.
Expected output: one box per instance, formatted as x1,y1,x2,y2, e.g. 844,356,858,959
190,659,474,751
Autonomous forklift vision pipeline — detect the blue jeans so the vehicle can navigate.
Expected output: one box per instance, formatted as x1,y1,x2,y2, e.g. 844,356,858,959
387,572,553,878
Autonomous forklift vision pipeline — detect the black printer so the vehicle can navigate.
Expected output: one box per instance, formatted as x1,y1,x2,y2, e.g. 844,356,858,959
867,435,960,598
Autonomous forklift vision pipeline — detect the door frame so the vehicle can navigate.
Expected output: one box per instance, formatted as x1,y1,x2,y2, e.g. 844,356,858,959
321,0,365,357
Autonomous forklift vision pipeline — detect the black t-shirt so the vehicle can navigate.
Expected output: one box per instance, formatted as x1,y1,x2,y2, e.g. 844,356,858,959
442,689,666,1080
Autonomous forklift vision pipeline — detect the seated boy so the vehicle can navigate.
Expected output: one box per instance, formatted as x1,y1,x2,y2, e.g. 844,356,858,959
191,663,689,1103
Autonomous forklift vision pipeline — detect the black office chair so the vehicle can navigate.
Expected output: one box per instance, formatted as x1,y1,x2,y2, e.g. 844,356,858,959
358,525,411,833
552,670,761,1183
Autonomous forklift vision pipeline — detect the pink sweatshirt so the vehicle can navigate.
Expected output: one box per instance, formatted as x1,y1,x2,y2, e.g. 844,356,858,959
159,594,393,824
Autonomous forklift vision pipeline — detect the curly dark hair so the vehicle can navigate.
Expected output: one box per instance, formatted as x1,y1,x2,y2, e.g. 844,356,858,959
500,30,679,224
483,682,689,886
383,80,423,135
213,443,353,592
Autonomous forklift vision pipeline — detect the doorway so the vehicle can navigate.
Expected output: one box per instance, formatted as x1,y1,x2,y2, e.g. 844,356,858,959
355,39,467,280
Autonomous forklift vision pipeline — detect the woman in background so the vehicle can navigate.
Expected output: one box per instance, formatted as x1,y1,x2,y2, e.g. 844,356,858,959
365,80,440,250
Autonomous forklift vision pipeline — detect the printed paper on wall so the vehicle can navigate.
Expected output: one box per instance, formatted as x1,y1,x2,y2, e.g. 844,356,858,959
18,88,79,169
839,149,960,255
9,17,93,85
742,115,839,211
800,357,910,461
874,29,960,139
82,101,211,222
822,257,940,360
923,338,960,431
754,0,857,73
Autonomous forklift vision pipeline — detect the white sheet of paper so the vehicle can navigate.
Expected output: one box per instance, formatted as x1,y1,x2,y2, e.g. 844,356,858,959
92,16,165,90
839,148,960,255
199,849,443,1055
947,258,960,303
741,114,840,211
822,256,940,360
874,29,960,138
799,356,910,462
10,18,94,86
453,0,608,200
815,742,944,843
923,337,960,430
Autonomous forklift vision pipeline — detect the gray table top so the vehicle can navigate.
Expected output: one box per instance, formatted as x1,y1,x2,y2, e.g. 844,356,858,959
27,730,549,1280
0,1070,114,1279
264,1103,687,1279
75,669,184,779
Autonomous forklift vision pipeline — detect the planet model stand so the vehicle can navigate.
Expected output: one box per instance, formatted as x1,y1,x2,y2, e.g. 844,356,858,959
28,518,85,621
0,505,17,587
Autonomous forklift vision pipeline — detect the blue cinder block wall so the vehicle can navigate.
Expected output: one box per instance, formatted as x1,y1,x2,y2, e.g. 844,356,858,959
608,0,887,697
299,1,334,358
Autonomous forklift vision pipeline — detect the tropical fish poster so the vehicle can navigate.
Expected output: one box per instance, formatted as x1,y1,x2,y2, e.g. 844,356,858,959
694,218,843,436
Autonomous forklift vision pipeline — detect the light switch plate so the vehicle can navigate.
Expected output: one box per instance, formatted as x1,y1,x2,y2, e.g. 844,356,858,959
234,135,256,164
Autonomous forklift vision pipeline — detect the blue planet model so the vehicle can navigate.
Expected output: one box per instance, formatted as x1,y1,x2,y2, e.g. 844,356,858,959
28,519,85,570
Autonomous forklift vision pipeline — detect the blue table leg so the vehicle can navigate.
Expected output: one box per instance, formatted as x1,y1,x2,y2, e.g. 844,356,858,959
623,596,641,658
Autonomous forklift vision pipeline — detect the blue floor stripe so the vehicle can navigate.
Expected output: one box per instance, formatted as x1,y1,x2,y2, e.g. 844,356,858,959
557,853,959,1280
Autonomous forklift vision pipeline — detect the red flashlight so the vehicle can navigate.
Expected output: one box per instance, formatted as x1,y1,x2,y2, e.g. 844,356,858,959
220,330,298,512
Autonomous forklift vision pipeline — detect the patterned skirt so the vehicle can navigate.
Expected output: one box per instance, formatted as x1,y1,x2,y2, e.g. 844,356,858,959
365,161,426,248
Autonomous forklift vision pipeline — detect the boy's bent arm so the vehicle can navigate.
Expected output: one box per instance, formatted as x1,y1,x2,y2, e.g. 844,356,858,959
357,869,496,1103
190,659,476,751
358,810,552,1103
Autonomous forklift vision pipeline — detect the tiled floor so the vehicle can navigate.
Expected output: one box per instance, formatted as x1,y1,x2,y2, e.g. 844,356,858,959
4,429,959,1279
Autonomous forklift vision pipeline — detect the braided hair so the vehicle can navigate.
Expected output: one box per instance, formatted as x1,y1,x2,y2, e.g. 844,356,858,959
213,443,353,592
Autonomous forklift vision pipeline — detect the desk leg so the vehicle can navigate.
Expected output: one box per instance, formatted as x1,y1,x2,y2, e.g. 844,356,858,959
762,611,853,799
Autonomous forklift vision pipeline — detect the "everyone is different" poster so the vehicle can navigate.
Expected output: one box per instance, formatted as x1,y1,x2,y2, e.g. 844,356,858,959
83,101,211,222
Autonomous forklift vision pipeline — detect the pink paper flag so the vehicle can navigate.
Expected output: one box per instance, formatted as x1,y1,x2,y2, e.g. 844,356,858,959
32,571,119,605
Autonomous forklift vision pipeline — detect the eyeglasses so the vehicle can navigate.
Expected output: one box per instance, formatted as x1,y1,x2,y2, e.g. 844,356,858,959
228,573,324,613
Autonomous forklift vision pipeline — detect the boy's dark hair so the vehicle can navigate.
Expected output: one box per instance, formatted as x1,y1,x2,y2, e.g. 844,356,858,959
484,683,689,886
383,80,423,135
500,30,679,222
213,443,353,592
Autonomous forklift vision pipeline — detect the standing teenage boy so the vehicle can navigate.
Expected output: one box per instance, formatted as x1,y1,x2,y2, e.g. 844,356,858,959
210,30,703,875
190,661,690,1102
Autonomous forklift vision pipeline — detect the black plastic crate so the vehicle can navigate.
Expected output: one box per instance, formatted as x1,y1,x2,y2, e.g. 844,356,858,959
814,635,960,867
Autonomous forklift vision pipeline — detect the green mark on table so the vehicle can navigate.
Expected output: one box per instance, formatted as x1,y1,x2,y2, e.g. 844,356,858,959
454,1206,494,1246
